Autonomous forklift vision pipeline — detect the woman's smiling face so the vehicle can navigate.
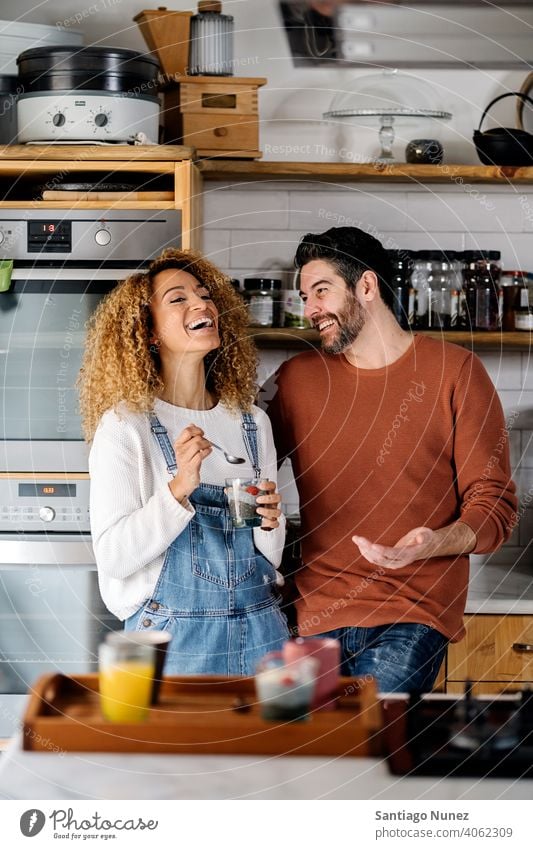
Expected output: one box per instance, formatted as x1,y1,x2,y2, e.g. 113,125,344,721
150,268,220,358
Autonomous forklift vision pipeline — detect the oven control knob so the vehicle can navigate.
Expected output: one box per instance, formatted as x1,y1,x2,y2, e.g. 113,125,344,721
39,506,55,523
95,229,111,246
94,113,108,127
52,113,66,127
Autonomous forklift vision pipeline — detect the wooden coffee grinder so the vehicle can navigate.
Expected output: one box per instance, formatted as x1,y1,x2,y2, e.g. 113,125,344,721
135,5,266,158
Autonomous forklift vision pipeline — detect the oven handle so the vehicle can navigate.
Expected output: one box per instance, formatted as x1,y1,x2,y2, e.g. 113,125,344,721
9,267,140,280
0,538,95,566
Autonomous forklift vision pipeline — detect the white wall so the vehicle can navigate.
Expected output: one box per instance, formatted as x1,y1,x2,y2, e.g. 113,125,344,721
1,0,531,163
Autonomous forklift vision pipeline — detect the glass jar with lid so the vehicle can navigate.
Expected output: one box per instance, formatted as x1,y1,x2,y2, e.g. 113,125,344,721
427,250,460,330
475,250,501,331
243,278,282,327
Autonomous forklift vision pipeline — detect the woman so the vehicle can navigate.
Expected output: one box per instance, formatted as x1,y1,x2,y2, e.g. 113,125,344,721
78,248,290,675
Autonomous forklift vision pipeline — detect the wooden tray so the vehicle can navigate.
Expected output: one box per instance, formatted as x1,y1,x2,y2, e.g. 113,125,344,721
23,673,383,757
42,191,174,201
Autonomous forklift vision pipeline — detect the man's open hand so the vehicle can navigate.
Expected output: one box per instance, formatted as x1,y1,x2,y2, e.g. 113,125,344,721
352,527,436,569
352,521,476,569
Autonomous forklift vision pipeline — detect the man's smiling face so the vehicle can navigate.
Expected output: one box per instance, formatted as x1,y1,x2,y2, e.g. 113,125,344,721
299,259,367,354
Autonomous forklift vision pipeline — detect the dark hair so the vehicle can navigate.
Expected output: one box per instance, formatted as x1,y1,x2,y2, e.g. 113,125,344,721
294,227,395,311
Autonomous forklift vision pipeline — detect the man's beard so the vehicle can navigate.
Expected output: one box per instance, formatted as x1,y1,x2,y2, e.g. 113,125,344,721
319,291,366,354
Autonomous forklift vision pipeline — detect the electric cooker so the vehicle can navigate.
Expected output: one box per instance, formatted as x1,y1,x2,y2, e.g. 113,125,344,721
16,46,160,144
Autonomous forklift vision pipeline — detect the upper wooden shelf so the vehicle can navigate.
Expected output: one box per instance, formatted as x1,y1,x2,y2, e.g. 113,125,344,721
198,161,533,184
0,144,193,162
249,328,533,351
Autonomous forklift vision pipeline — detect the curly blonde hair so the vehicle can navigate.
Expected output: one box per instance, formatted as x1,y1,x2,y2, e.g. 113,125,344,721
78,248,258,441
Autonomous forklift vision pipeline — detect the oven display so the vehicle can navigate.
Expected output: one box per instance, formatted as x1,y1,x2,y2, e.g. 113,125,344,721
18,483,76,498
28,220,72,253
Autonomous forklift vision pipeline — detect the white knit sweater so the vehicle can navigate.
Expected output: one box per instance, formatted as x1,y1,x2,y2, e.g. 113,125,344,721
89,399,286,620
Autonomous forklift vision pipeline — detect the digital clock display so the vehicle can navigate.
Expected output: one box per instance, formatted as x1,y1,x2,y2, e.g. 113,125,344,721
18,483,76,498
27,220,72,252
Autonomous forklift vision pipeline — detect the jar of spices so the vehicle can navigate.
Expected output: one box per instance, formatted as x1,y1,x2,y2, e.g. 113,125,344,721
243,278,282,327
514,305,533,331
281,289,310,328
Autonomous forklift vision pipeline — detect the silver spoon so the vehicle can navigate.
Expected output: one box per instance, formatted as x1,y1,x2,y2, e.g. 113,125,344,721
209,440,246,464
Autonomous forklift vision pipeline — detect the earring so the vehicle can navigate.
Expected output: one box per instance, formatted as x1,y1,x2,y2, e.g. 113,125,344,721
149,337,160,353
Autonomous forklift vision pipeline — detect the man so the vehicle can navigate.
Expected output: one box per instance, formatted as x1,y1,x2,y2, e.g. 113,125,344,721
267,227,517,692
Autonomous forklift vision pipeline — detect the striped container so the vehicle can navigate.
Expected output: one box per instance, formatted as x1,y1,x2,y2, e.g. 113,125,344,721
188,1,234,77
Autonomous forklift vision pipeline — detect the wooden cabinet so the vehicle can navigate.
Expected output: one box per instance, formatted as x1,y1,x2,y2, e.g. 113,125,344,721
446,614,533,694
0,144,200,250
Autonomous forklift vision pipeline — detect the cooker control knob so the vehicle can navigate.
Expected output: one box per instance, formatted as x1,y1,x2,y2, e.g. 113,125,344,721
94,113,108,127
95,229,111,246
52,113,66,127
39,506,55,523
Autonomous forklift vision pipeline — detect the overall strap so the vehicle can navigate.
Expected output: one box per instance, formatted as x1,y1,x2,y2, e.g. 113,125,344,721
241,412,261,478
147,412,177,475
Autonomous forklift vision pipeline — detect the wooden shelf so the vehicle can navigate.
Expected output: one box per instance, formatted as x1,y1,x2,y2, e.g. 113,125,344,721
198,160,533,184
249,328,533,351
0,145,193,162
0,201,177,209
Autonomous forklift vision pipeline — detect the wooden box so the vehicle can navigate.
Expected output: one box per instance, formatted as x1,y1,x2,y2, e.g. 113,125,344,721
161,75,267,159
22,673,383,756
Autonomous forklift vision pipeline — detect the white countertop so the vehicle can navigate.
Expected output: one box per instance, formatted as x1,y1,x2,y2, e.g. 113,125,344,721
465,561,533,614
0,735,531,800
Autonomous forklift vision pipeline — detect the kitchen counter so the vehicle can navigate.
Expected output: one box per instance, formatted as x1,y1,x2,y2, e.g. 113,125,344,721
0,734,532,800
465,562,533,615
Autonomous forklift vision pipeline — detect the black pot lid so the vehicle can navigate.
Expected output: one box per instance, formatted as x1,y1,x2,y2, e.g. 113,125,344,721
0,75,19,93
17,46,159,70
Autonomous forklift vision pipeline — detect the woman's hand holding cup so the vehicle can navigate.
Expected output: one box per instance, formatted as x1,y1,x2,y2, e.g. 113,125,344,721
256,479,282,530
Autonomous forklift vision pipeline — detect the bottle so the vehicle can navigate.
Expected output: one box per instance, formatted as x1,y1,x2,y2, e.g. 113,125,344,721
411,250,433,329
388,250,414,329
461,251,480,331
189,1,234,76
475,250,501,331
501,270,527,331
243,278,282,327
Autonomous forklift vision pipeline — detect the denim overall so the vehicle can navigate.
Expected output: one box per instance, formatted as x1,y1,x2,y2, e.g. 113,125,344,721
125,411,289,675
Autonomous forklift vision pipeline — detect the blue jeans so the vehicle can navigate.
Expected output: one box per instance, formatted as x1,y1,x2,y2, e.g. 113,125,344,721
312,623,448,693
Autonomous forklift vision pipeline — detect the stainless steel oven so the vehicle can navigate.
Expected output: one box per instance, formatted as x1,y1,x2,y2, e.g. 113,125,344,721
0,208,181,735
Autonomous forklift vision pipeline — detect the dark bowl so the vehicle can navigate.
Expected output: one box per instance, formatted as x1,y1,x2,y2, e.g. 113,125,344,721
473,128,533,166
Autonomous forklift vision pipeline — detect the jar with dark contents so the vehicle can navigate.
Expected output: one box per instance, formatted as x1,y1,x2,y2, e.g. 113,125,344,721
388,250,414,329
243,278,282,327
501,270,528,331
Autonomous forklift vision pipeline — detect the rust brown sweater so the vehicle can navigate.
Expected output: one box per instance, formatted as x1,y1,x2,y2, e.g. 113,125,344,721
268,336,517,642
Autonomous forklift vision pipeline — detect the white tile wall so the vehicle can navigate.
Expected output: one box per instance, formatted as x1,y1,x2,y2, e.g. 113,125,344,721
202,181,533,564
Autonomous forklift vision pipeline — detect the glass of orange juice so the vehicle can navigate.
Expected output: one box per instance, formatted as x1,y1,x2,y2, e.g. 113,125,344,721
98,635,156,723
